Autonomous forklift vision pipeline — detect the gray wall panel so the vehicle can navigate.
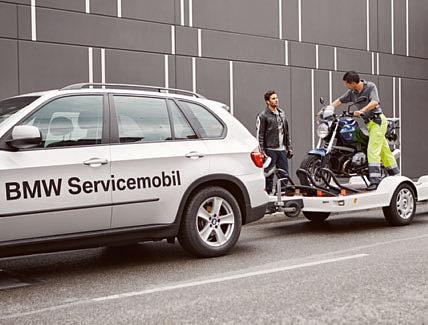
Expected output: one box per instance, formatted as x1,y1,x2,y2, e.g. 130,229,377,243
168,55,176,89
283,0,299,41
0,39,18,99
290,42,315,69
337,48,372,75
0,2,17,38
378,0,392,53
314,70,330,109
122,0,174,24
234,62,291,136
369,0,378,51
18,41,87,93
175,56,192,92
105,49,164,86
194,0,278,38
380,54,428,80
37,0,85,12
196,58,229,106
35,8,171,53
175,26,198,57
378,76,394,118
410,1,428,58
290,68,312,178
314,70,329,145
401,79,428,177
318,45,334,71
301,0,366,49
17,5,31,40
1,0,28,4
91,0,117,16
394,0,406,56
92,48,102,83
203,30,284,64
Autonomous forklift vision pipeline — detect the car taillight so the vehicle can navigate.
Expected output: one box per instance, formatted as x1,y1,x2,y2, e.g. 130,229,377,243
250,148,264,168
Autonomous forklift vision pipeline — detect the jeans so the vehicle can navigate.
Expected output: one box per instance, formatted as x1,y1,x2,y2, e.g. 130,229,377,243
264,149,289,193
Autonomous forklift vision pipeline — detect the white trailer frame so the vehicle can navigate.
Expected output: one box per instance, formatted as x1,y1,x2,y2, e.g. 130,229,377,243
268,175,428,225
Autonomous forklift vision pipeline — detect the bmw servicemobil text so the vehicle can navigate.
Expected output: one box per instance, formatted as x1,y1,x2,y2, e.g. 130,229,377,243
4,171,181,200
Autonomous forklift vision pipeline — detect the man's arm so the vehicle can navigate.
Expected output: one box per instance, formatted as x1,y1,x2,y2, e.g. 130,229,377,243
330,98,342,108
354,100,379,116
256,114,266,154
284,119,293,158
331,90,351,109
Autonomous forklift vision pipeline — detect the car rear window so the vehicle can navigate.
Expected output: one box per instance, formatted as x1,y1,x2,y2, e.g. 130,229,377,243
0,96,40,125
178,101,224,139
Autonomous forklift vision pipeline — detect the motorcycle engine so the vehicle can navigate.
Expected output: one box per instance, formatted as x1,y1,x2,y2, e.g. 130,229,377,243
351,152,367,167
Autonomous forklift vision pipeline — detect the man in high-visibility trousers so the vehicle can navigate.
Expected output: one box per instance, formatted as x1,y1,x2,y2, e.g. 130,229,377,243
330,71,399,190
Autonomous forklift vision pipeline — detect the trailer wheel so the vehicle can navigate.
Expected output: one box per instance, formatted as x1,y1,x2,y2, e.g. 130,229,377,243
303,211,330,222
382,183,416,226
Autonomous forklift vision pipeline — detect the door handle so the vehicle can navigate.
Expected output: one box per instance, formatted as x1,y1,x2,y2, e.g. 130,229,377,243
83,158,109,167
185,151,205,159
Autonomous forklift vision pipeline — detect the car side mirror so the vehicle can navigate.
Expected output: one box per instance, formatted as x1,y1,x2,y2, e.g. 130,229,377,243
7,125,42,149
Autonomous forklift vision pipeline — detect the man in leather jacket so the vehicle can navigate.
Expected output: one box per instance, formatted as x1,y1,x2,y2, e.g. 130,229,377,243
256,90,293,194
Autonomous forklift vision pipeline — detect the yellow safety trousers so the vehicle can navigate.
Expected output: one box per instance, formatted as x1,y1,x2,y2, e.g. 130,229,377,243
367,114,397,168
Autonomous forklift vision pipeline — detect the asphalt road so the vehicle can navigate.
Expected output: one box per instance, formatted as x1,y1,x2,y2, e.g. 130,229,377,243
1,205,427,324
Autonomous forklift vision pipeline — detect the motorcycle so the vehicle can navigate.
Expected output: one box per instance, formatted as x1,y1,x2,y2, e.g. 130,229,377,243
298,96,400,187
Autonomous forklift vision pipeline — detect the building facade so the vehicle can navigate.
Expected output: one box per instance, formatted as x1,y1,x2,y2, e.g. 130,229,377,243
0,0,427,178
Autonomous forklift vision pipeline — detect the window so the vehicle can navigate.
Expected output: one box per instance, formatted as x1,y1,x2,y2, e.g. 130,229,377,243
114,96,171,143
168,100,197,140
21,95,103,148
178,101,224,138
0,96,40,126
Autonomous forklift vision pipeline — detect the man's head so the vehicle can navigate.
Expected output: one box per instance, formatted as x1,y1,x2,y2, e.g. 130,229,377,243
342,71,361,90
264,90,278,109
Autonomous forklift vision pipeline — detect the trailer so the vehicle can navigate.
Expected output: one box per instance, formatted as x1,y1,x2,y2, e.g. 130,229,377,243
268,168,428,226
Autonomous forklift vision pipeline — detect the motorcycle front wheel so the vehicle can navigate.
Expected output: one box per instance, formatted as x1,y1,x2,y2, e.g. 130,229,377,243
299,154,331,187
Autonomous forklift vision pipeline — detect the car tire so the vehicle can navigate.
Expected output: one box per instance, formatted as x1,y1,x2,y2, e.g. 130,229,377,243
382,183,416,226
178,186,242,258
303,211,330,222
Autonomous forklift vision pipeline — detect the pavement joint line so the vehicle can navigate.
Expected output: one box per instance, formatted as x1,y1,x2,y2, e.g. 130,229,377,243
0,253,368,320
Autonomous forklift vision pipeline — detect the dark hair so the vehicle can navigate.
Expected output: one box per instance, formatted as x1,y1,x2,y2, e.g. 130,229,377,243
264,90,276,101
343,71,360,84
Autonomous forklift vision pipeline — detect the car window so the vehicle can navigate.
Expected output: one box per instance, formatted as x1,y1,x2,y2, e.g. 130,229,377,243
20,95,103,148
178,101,224,138
114,96,172,143
0,96,40,126
168,100,197,140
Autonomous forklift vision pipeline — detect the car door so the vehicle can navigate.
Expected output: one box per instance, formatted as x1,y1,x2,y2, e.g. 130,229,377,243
0,94,112,242
110,95,209,228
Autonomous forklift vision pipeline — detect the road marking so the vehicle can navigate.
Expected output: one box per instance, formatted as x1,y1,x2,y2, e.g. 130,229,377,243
0,254,367,320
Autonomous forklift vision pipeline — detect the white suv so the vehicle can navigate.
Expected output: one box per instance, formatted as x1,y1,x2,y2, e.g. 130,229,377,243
0,83,268,258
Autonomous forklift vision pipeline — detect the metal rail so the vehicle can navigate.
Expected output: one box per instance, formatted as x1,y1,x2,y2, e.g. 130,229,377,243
61,83,205,98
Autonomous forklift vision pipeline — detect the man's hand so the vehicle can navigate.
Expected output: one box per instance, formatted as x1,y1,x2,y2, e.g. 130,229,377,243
353,110,364,117
286,148,294,159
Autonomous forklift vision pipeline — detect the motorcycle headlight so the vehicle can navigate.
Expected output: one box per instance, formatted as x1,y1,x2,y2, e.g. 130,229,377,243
317,123,329,139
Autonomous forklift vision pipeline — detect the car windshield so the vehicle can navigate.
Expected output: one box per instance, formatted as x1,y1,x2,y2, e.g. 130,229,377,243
0,96,40,126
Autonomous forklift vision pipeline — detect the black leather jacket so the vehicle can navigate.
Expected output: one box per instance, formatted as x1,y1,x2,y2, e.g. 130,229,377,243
256,107,292,153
